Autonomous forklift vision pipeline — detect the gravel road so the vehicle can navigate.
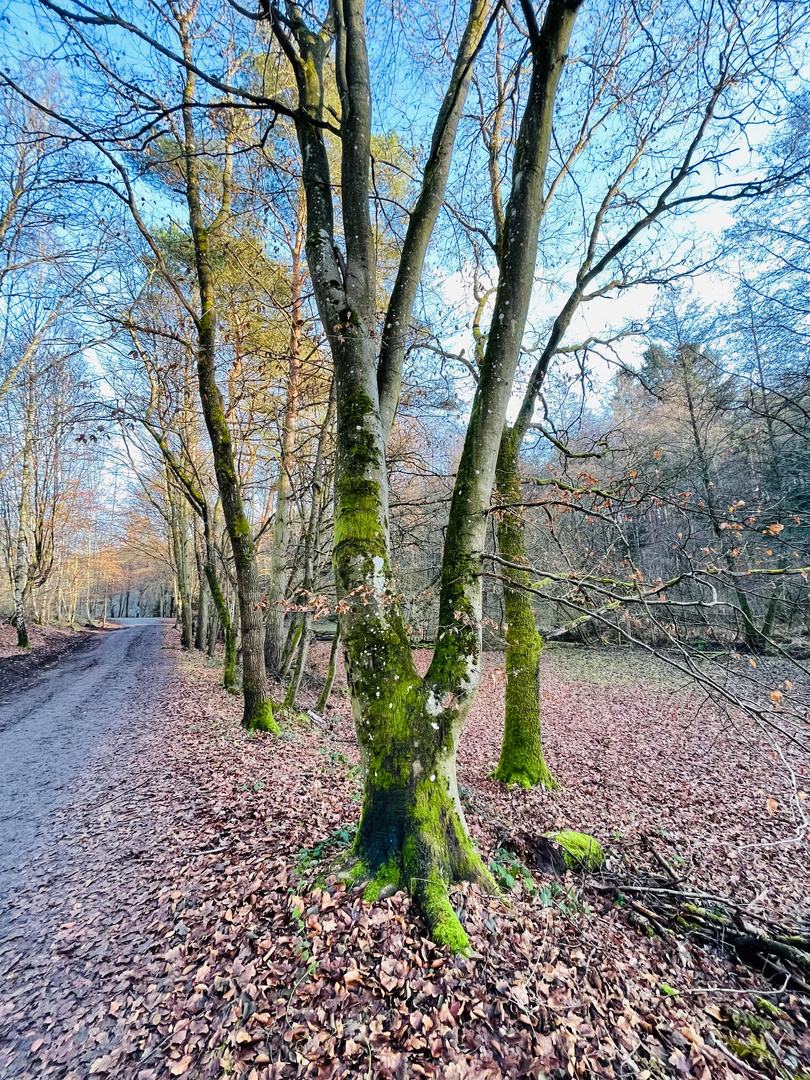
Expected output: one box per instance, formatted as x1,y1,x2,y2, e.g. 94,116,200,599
0,619,170,905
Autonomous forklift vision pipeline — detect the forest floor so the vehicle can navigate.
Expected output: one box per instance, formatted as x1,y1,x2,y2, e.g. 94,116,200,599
0,624,808,1080
0,622,102,696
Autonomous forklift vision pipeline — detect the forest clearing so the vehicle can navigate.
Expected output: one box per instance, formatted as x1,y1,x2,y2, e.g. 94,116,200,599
0,625,808,1078
2,0,810,1075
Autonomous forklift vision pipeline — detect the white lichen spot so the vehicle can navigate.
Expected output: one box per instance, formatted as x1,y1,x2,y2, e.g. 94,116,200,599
371,555,386,595
460,653,478,693
431,721,439,730
430,774,436,782
425,690,443,717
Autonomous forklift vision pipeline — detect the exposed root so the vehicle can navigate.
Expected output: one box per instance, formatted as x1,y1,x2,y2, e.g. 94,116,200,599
348,819,495,955
592,870,810,995
491,759,559,790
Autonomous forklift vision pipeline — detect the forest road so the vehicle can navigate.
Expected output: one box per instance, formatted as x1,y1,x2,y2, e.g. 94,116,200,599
0,619,171,907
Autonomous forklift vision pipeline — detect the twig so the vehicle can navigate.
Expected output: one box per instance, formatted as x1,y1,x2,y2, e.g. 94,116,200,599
704,1030,771,1080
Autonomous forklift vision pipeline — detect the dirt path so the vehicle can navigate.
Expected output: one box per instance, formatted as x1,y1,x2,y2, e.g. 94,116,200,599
0,618,170,906
1,632,808,1078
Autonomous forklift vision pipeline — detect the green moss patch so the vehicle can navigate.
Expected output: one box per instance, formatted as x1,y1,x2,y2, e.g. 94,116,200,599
545,830,605,871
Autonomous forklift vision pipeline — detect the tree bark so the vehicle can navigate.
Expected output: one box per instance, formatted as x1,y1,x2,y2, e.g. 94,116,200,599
280,0,580,949
194,531,209,650
265,211,304,674
283,378,335,710
316,623,341,713
491,429,557,788
179,25,275,730
13,361,34,648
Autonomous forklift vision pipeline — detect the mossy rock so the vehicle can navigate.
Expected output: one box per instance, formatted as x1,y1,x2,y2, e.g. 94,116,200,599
545,830,604,872
754,997,787,1022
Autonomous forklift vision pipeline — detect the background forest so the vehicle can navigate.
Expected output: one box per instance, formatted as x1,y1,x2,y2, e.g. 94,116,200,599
2,0,810,735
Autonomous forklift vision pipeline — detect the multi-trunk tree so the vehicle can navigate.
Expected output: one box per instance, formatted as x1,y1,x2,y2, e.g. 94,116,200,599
267,0,581,949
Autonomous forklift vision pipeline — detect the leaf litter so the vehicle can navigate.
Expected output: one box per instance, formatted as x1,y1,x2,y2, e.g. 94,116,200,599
0,627,808,1079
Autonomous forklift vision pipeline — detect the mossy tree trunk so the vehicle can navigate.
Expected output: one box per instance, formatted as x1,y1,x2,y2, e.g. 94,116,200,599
179,24,275,731
137,400,239,692
204,542,237,690
492,429,557,788
278,0,580,949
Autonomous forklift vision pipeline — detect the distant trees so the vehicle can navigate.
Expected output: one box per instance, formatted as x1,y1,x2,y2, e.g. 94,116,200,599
0,85,107,644
1,0,808,950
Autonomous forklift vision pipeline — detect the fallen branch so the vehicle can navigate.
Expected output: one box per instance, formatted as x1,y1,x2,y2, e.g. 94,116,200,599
591,871,810,995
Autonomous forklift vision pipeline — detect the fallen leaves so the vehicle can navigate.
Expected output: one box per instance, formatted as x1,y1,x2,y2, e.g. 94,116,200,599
1,630,808,1080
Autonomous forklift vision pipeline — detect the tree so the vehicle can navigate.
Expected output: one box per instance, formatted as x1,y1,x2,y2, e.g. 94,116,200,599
4,6,279,729
474,0,807,785
266,0,581,949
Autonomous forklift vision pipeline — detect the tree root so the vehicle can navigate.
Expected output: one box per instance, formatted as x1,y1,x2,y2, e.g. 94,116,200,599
242,699,279,734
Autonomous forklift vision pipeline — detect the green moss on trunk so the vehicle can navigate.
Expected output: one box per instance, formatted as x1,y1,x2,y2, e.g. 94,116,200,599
493,429,557,789
204,558,236,692
243,697,279,734
223,627,236,691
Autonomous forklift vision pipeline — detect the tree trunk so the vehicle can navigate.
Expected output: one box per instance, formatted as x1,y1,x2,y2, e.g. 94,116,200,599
13,369,33,649
265,212,304,675
285,0,580,950
680,351,764,650
13,509,29,649
179,30,275,732
492,430,557,788
280,618,302,681
203,540,237,691
282,376,334,710
316,623,341,713
169,485,193,649
195,534,209,650
283,612,311,710
207,608,219,656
